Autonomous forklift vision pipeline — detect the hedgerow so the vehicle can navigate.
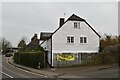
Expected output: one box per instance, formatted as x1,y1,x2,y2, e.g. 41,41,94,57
13,51,45,68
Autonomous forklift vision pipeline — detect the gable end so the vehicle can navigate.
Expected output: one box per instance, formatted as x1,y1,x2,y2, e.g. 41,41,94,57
84,21,101,38
40,14,101,45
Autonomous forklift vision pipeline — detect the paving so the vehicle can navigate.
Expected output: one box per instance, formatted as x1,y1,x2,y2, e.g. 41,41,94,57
8,56,118,78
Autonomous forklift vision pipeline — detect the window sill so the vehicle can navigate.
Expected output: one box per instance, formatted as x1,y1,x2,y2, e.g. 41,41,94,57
79,43,87,45
74,27,80,29
66,43,75,45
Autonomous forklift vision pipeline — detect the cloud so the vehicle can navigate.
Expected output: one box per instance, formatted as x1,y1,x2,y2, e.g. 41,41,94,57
0,3,2,37
2,2,118,46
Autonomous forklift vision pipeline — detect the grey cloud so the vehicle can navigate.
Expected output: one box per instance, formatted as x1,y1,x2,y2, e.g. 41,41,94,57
2,2,118,46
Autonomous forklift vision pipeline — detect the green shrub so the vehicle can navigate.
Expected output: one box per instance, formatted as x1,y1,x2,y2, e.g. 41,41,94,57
13,51,45,68
101,45,118,64
80,51,117,66
101,52,118,64
88,54,102,65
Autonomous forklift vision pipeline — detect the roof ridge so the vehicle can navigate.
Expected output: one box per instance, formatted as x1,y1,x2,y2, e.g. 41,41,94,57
67,14,85,21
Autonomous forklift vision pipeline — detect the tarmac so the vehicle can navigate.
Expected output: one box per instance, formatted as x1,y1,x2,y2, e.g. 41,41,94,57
8,57,61,78
8,56,118,78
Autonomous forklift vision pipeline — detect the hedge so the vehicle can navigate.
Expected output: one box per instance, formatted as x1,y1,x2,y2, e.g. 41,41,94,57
13,51,45,68
89,52,118,65
88,54,103,65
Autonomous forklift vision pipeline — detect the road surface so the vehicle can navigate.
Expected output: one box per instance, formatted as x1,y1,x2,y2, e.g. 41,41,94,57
2,55,46,78
58,65,118,78
2,72,13,78
77,67,118,78
2,73,10,78
1,55,119,80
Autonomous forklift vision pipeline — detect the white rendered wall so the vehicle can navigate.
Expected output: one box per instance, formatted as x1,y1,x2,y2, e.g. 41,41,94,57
52,21,99,54
41,38,52,64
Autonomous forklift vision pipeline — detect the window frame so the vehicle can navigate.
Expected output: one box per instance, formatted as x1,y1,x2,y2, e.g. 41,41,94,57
80,37,83,43
80,36,87,44
67,36,74,44
84,37,87,43
74,22,80,29
74,22,77,28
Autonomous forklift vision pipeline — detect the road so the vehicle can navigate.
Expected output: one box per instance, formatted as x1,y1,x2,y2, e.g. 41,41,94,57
77,68,118,78
2,72,13,78
2,73,10,78
1,55,119,80
58,66,118,79
2,55,46,79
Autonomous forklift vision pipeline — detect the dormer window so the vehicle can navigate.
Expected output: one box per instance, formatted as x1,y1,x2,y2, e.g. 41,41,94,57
74,22,80,29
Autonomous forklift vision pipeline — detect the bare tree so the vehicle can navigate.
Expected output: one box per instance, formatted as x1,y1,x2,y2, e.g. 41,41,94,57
0,38,12,54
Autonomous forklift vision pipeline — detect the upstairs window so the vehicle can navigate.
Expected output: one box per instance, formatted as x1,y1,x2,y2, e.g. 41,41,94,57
80,37,83,43
74,22,77,28
84,37,87,43
74,22,80,29
67,37,74,43
80,37,87,43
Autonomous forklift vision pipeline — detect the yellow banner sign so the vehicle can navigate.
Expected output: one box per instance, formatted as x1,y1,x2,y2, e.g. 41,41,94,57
56,54,76,61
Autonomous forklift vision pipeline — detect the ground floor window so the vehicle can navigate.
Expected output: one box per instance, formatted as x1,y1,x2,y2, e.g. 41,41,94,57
80,37,87,43
67,37,74,43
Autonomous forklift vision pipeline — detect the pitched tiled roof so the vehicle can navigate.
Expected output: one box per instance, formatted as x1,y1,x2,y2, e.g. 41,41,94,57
67,14,85,21
40,32,53,40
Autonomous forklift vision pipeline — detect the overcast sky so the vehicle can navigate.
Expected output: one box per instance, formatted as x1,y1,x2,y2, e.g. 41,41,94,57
1,2,118,47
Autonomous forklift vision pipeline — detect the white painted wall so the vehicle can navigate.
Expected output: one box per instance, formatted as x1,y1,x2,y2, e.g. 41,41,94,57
41,38,52,64
52,21,100,54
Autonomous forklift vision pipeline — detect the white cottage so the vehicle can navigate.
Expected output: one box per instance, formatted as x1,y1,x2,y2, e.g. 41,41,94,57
40,14,101,67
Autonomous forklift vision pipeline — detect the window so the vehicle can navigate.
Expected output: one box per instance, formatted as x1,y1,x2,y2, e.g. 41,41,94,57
80,37,83,43
71,37,74,43
67,37,74,43
74,22,80,28
80,37,87,43
74,22,77,28
84,37,87,43
67,37,70,43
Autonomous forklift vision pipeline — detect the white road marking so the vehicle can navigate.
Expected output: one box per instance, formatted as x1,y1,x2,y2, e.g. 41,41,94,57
1,71,13,78
2,66,29,78
2,58,29,78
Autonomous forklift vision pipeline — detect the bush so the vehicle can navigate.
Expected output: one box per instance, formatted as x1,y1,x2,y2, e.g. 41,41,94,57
81,50,118,66
101,45,118,64
13,51,45,68
88,45,118,65
88,54,103,65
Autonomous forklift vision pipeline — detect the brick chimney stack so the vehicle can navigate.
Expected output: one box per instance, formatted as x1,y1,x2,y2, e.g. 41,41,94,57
59,18,64,27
